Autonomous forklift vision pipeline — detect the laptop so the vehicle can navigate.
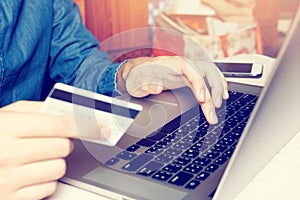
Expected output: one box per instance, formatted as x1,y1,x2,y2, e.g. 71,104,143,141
62,7,300,200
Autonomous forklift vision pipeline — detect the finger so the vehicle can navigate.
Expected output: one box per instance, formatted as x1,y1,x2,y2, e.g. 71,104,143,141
15,181,58,200
14,138,74,164
222,75,229,99
200,90,218,124
125,72,149,97
146,79,165,95
17,159,66,188
73,117,111,140
1,100,43,113
2,111,79,139
180,60,207,103
204,62,227,107
125,73,158,97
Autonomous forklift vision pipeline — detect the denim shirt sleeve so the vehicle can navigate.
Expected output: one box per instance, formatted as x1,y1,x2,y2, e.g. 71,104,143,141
49,0,120,96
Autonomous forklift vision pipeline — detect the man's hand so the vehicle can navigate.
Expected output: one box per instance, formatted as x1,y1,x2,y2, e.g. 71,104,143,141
117,56,229,124
0,101,84,199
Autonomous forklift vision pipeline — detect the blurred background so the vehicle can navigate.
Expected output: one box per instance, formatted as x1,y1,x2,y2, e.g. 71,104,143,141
74,0,299,61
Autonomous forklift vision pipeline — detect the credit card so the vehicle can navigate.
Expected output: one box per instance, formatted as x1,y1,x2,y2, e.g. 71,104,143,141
40,83,143,146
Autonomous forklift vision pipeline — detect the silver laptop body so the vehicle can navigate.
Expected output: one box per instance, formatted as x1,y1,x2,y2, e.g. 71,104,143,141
62,7,300,200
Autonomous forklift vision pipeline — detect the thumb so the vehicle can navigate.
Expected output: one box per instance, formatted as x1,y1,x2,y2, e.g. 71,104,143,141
126,73,164,97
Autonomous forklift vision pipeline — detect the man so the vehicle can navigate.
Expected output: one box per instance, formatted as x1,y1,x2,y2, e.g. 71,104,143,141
0,1,228,199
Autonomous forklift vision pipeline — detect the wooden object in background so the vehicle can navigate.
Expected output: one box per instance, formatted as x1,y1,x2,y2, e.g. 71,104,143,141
84,0,151,61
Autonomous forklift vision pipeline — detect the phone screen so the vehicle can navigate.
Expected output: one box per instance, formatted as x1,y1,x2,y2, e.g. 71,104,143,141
214,62,252,73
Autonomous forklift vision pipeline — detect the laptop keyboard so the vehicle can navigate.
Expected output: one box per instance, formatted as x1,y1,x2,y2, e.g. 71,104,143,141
105,91,258,190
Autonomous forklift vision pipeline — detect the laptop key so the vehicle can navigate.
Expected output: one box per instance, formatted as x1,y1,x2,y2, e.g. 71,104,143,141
184,163,203,174
165,147,183,156
137,161,164,176
214,156,228,165
185,179,201,190
168,171,194,186
173,156,191,166
163,163,182,173
193,157,211,166
205,164,219,173
105,157,120,166
116,151,137,160
152,170,173,181
195,171,210,181
147,132,167,141
155,154,174,163
126,144,140,152
145,146,164,155
137,138,156,147
121,153,153,172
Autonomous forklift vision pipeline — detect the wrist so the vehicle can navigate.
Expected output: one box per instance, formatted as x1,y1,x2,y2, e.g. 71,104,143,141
115,59,130,94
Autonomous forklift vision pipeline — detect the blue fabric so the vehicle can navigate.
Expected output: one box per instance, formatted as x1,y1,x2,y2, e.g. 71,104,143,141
0,0,119,107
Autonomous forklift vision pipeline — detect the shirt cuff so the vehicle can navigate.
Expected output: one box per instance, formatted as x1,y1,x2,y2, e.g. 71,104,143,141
114,59,130,95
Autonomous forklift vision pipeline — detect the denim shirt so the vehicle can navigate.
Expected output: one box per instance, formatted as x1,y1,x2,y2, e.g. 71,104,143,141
0,0,119,107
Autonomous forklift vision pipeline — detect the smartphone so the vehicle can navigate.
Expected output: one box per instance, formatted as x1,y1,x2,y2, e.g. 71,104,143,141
214,62,263,78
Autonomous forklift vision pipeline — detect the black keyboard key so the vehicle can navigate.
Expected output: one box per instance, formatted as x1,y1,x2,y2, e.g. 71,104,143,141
185,180,201,190
168,171,194,186
160,115,182,133
182,135,199,143
190,129,208,138
137,138,156,147
173,156,191,166
205,164,219,173
116,151,137,160
195,171,210,181
222,148,235,158
138,161,164,176
105,157,120,166
164,134,182,143
163,163,182,173
182,123,197,132
184,163,203,174
193,157,211,166
190,140,206,152
155,140,172,149
174,141,193,150
165,147,183,156
147,132,167,141
155,154,174,163
214,156,228,165
227,91,244,103
240,94,257,104
126,144,140,152
202,137,218,146
173,129,189,137
182,149,199,159
152,170,173,181
211,143,227,152
145,146,164,155
203,150,219,159
121,153,153,172
217,137,235,146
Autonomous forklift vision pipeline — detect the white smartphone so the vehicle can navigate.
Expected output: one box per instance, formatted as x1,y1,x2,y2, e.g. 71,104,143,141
214,62,264,78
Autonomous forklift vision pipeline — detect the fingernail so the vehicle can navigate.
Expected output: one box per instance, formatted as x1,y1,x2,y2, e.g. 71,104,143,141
224,90,229,99
214,97,222,108
210,111,218,124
